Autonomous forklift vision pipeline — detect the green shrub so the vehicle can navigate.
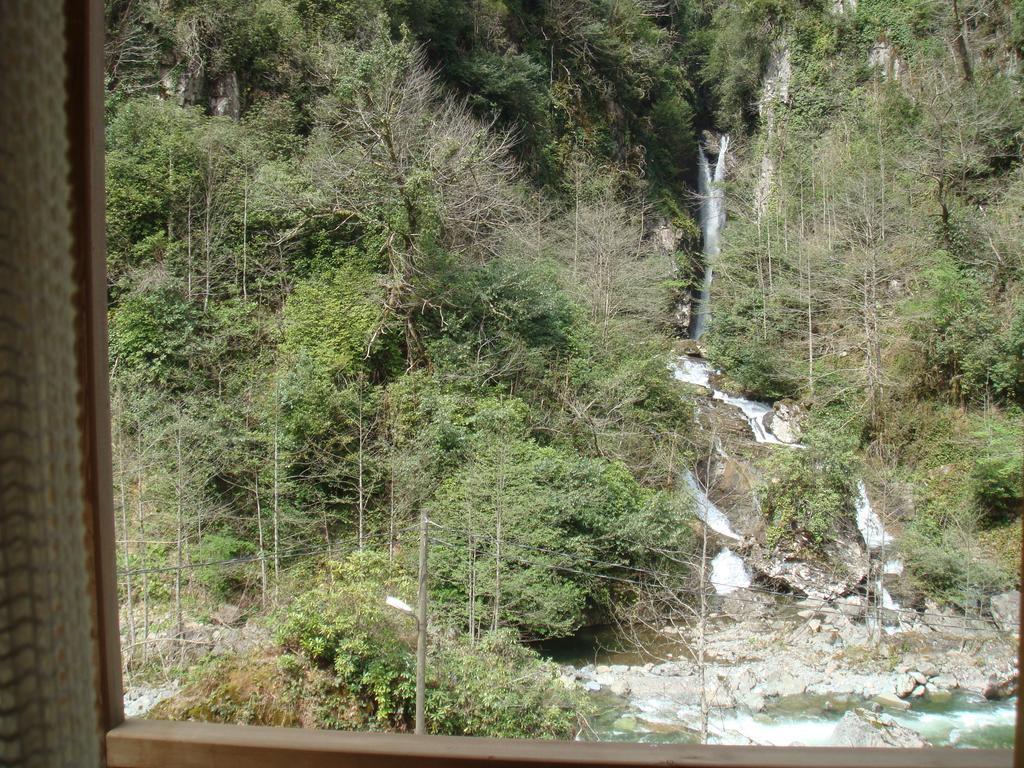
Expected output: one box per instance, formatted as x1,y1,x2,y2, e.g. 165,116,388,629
970,416,1024,523
276,551,416,727
282,260,382,376
760,408,859,552
427,629,586,739
272,552,586,736
108,283,200,385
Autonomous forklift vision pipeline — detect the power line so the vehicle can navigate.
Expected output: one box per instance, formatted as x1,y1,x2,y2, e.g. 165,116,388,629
115,526,417,578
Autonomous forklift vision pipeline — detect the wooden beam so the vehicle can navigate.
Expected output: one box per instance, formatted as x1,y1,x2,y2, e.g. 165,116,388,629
107,720,1011,768
68,0,125,736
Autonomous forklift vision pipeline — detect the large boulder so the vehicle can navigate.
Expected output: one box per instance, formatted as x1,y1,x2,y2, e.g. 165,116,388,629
983,670,1018,701
990,591,1020,635
831,709,927,748
752,543,867,601
767,400,803,445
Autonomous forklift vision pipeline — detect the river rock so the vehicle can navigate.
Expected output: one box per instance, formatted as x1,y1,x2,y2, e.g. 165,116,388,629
123,684,180,718
874,692,911,710
609,679,632,697
612,715,638,732
761,671,806,698
894,673,918,698
990,591,1020,634
732,668,757,693
931,674,958,690
737,691,766,713
983,671,1018,700
831,709,927,748
927,686,953,704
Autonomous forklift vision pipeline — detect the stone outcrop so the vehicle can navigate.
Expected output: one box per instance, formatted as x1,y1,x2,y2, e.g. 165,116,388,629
868,39,908,81
161,57,206,107
990,590,1019,634
758,42,792,129
209,71,241,120
831,709,927,748
766,400,803,444
983,670,1018,700
750,533,869,600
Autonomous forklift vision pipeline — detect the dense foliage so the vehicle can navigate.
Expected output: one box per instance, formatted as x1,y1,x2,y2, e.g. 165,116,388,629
106,0,707,732
108,0,1022,735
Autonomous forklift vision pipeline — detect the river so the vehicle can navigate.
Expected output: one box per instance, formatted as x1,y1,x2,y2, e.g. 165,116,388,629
540,626,1017,749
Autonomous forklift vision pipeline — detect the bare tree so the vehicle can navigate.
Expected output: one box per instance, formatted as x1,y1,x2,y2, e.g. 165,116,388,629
308,44,522,366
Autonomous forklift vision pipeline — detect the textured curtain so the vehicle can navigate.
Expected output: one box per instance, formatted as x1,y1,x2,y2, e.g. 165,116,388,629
0,1,104,766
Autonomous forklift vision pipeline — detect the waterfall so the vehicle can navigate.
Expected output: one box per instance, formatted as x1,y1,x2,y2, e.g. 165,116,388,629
692,135,730,340
854,481,893,550
710,548,751,595
670,356,800,446
684,470,741,540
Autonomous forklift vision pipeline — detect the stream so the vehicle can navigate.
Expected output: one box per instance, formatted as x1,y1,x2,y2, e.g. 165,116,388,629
540,627,1017,749
583,689,1017,748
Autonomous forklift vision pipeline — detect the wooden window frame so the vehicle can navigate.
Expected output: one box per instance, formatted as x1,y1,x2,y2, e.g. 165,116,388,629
66,1,1023,765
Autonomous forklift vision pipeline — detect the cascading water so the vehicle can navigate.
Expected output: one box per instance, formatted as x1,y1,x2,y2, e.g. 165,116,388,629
856,481,905,630
671,356,797,446
854,481,892,550
710,548,752,595
684,470,740,540
692,135,730,340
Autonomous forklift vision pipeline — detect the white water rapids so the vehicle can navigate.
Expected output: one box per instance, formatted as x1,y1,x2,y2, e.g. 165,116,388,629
855,481,892,550
619,695,1018,748
854,482,906,629
692,136,729,340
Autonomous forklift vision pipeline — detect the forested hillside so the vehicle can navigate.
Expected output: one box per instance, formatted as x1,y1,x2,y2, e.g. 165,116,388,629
705,0,1024,601
106,0,1023,744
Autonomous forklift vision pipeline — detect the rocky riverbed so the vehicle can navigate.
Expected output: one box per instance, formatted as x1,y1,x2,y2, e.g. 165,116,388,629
557,599,1018,747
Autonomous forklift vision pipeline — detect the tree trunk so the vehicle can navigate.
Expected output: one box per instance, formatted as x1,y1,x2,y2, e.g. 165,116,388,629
136,422,150,663
951,0,974,82
118,422,135,674
174,419,184,641
272,384,281,589
254,472,267,606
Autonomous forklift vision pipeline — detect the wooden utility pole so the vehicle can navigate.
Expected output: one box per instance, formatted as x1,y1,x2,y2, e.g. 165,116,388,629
415,506,428,735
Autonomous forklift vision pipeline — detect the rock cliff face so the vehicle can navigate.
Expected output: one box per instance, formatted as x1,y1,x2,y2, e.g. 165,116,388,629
209,72,241,119
688,374,869,599
868,39,909,81
160,63,241,120
989,590,1020,634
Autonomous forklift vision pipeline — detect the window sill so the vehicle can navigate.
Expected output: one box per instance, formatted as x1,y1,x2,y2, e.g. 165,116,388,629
106,719,1011,768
